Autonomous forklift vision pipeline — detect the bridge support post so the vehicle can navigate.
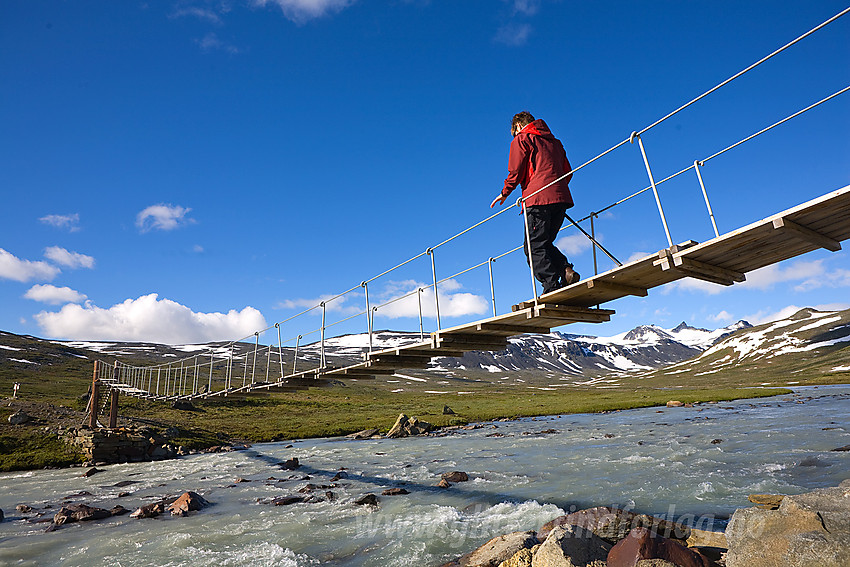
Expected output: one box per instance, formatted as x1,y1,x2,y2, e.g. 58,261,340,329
631,132,673,247
108,389,118,429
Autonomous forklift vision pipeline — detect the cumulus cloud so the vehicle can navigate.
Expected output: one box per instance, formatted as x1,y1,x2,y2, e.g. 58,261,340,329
372,279,489,320
0,248,60,282
555,233,593,256
44,246,95,269
39,213,80,232
136,204,194,232
664,258,830,295
34,293,267,344
708,310,734,323
24,284,87,305
253,0,356,24
494,22,532,46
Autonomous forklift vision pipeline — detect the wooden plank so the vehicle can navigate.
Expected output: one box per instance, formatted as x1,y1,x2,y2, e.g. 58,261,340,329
772,217,841,252
476,322,551,334
674,256,745,282
585,279,648,297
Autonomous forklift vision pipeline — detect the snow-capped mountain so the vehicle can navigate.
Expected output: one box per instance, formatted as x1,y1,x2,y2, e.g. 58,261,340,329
3,309,847,383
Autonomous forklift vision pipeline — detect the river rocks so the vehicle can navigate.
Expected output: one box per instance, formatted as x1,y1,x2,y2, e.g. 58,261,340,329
442,471,470,483
168,491,209,516
437,479,452,489
270,495,309,506
539,507,689,543
386,413,433,438
665,401,684,408
532,524,611,566
8,410,31,425
499,544,540,567
16,504,34,513
280,457,300,470
0,508,4,522
130,501,165,519
832,444,850,452
445,530,539,567
607,527,713,567
347,428,380,440
82,467,104,477
381,488,409,496
53,504,112,525
725,479,850,567
354,494,379,507
747,494,784,510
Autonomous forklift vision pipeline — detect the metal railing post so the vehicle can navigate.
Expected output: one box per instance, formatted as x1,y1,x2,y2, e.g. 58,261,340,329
208,350,214,395
427,248,442,330
293,335,302,375
590,212,599,275
417,288,425,340
275,323,284,379
631,132,673,247
362,282,373,352
694,160,720,237
156,367,161,397
488,258,497,317
320,302,327,368
226,344,233,390
251,332,259,384
521,199,540,302
265,344,271,383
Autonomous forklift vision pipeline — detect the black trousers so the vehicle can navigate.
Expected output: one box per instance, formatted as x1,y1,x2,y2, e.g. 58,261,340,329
523,203,570,294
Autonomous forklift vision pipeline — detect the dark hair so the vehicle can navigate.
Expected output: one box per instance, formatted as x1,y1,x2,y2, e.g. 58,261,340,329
511,111,535,134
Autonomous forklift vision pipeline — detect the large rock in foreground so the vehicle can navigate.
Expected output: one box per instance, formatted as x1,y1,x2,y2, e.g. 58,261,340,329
531,524,611,567
440,530,538,567
725,479,850,567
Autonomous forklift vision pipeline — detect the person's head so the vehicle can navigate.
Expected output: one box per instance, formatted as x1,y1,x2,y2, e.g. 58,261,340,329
511,111,535,136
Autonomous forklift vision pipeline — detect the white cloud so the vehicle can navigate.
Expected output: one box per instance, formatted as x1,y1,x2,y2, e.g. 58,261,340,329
509,0,540,16
276,293,361,315
555,233,593,256
196,32,241,54
494,22,532,46
372,279,489,320
172,7,224,24
794,267,850,292
708,310,734,323
741,260,825,291
253,0,355,24
44,246,95,269
0,248,60,282
39,213,80,232
24,284,87,305
34,293,267,344
136,204,194,232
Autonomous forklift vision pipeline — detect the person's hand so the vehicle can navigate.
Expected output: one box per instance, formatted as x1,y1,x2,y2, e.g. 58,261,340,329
490,193,507,208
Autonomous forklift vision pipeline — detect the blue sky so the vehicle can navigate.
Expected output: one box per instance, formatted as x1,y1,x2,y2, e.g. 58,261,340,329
1,0,849,346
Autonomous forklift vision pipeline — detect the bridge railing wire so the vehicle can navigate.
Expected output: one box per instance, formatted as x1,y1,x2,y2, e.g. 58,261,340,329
104,7,849,400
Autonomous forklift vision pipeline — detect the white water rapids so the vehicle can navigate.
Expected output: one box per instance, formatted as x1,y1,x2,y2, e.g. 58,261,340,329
1,385,848,566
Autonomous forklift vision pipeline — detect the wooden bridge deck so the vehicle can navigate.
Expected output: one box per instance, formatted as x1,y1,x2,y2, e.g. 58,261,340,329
281,184,850,381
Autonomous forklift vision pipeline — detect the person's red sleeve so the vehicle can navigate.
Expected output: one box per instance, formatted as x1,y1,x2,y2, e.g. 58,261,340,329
502,136,529,198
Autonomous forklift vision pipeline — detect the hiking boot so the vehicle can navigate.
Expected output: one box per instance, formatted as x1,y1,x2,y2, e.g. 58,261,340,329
564,263,581,285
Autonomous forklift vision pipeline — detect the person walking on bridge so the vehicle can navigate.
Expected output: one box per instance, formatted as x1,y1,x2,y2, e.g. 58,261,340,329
491,111,580,294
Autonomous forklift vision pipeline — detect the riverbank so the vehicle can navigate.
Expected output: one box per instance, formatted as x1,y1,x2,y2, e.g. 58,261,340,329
1,386,848,566
1,384,792,472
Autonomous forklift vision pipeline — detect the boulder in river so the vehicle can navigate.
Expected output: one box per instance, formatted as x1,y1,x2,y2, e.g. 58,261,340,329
53,504,112,525
725,479,850,567
347,428,380,440
532,524,611,567
130,501,165,519
539,506,689,543
168,491,210,516
381,488,410,496
607,527,713,567
441,471,469,483
354,494,379,507
386,413,432,438
440,530,538,567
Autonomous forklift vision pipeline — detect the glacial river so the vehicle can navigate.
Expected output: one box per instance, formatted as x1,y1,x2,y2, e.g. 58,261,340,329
1,385,848,567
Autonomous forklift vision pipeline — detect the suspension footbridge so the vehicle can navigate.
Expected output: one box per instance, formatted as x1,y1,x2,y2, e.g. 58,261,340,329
84,7,850,422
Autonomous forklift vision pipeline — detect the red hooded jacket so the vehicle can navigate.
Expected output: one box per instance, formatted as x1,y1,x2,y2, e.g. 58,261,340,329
501,119,574,208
